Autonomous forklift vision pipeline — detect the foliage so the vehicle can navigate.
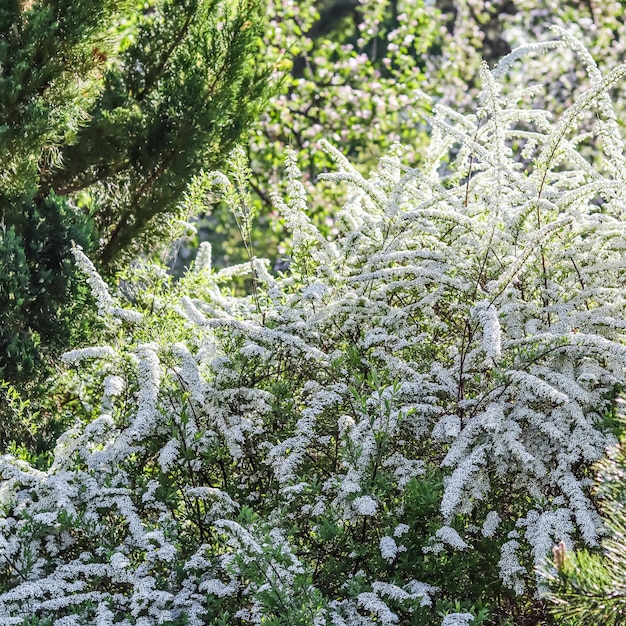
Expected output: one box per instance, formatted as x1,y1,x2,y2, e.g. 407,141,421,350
1,37,626,624
0,194,98,384
0,0,123,196
0,0,273,391
191,0,441,270
0,0,120,386
51,0,273,266
193,0,626,273
542,408,626,625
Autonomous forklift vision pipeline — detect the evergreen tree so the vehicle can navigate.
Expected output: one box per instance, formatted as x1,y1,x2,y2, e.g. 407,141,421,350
0,0,272,390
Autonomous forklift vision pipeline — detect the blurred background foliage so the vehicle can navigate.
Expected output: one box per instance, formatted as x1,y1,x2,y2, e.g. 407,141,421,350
181,0,626,273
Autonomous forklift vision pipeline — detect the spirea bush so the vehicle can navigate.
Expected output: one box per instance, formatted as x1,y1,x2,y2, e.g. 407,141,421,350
541,406,626,625
3,35,626,625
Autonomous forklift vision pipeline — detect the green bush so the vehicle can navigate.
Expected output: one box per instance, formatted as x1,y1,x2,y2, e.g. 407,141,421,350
0,194,97,383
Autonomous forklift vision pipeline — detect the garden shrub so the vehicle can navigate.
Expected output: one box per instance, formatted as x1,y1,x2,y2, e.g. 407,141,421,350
542,405,626,625
2,34,626,625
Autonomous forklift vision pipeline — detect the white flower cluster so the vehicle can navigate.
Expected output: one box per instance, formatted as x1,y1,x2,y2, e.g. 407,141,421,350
472,300,502,361
71,244,143,323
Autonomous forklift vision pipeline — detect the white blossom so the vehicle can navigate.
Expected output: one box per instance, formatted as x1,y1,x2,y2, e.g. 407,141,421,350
499,540,526,595
356,592,398,624
472,300,502,360
435,526,468,550
379,536,399,562
352,495,378,516
61,346,116,365
302,282,328,301
441,613,474,626
393,523,410,537
71,244,142,322
2,34,626,624
482,512,501,538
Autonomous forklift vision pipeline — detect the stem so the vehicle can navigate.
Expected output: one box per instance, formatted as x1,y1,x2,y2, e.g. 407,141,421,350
99,153,175,264
0,552,28,582
570,256,590,311
251,557,295,626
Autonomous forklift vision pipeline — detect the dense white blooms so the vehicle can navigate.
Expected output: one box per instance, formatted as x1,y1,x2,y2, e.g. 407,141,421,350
72,245,143,323
193,241,212,273
61,346,116,365
158,438,180,472
302,282,328,301
171,343,208,403
103,375,124,397
435,526,468,550
499,540,526,595
71,244,115,313
199,578,239,597
472,301,502,360
441,613,474,626
130,345,161,439
356,592,399,624
352,495,378,516
482,512,501,538
393,523,410,538
2,35,626,625
379,536,399,562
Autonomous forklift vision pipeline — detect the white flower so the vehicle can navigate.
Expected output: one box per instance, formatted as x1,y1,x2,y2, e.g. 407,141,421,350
379,536,399,562
311,498,326,516
352,495,378,516
482,512,501,538
199,579,239,597
103,375,124,397
71,244,142,322
441,613,474,626
357,592,398,624
110,552,130,570
61,346,115,365
473,300,501,360
393,523,410,537
499,540,526,594
435,526,468,550
193,241,212,272
158,439,180,472
302,282,328,301
71,244,115,313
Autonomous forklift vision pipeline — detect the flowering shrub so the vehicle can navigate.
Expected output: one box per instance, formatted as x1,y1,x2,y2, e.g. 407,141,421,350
202,0,626,271
541,406,626,625
2,35,626,625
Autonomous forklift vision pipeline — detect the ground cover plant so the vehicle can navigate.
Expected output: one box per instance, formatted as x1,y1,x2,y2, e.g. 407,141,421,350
2,33,626,625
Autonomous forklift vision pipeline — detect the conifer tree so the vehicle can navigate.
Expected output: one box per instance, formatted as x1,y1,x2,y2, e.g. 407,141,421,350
0,0,272,389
